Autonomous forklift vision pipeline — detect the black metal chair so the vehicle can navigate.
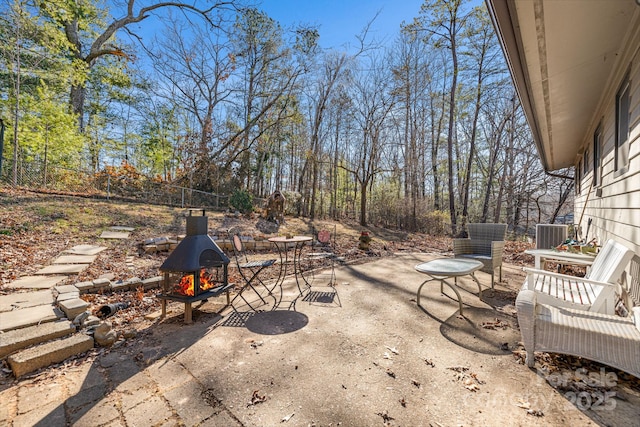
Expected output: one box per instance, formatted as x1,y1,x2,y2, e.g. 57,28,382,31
316,227,337,287
227,228,277,311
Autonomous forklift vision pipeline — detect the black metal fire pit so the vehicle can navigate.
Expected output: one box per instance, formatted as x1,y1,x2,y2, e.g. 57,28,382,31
158,209,232,323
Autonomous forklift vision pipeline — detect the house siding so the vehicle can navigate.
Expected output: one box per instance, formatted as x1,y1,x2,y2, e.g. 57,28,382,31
576,43,640,255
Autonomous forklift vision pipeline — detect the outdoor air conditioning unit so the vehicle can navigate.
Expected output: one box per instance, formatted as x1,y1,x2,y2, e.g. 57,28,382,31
536,224,568,250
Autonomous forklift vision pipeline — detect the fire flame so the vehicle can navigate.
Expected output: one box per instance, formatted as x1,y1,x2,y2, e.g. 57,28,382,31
175,269,217,296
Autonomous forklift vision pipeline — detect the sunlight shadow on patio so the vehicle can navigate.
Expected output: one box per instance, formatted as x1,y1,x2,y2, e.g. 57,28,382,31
245,311,308,335
439,307,520,355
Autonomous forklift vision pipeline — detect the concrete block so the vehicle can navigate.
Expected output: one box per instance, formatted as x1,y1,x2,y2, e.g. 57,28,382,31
216,240,232,250
144,245,158,254
142,276,162,290
7,334,94,377
255,241,274,250
82,315,101,328
125,277,142,287
56,291,80,302
92,278,111,289
98,273,116,281
54,285,79,294
75,281,94,294
0,321,75,358
58,299,90,320
110,281,131,292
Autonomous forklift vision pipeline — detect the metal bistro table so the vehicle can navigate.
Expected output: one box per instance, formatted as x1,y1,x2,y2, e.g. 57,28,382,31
415,258,484,315
268,236,313,297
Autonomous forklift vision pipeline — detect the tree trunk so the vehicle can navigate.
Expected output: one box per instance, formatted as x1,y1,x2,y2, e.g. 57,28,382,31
359,178,368,226
461,57,484,227
446,38,458,235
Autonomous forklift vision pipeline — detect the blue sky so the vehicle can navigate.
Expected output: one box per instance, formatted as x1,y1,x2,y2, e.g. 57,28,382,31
259,0,426,50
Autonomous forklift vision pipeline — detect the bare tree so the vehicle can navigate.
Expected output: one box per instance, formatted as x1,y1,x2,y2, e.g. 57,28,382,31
148,17,235,190
36,0,238,130
458,6,501,229
342,53,395,226
408,0,471,235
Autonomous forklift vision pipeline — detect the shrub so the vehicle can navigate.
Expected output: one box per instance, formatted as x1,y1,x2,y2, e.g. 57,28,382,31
229,189,254,214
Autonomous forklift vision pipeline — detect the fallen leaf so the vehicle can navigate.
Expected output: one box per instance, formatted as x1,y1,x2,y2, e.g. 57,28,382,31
465,383,480,392
481,318,510,330
281,413,294,422
248,390,267,407
376,410,395,423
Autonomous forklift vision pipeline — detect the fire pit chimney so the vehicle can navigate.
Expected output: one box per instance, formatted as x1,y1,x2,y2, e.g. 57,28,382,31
158,209,232,323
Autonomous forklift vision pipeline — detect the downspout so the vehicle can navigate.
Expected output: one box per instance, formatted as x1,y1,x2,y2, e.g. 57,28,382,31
0,118,4,177
546,170,573,181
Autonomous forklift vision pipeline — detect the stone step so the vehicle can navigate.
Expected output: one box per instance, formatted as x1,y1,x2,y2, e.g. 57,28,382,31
0,304,62,332
0,289,53,313
0,321,76,359
7,333,94,378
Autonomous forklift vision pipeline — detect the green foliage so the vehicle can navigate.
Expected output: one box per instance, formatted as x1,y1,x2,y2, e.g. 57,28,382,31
18,84,85,167
229,189,254,214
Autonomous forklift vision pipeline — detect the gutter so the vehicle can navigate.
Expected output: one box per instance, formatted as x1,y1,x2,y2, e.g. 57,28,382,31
485,0,552,172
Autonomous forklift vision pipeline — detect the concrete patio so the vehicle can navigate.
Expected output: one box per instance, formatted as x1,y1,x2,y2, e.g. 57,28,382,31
1,253,639,426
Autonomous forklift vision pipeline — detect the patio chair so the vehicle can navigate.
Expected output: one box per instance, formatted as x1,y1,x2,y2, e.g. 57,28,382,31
316,226,337,287
453,223,507,288
299,226,342,307
522,239,635,315
516,256,640,378
227,228,277,311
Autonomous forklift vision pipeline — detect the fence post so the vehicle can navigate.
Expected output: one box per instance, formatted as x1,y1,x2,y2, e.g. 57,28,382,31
107,175,111,200
181,187,185,208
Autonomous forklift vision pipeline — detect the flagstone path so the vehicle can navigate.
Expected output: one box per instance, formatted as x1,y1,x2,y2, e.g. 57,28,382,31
1,230,130,332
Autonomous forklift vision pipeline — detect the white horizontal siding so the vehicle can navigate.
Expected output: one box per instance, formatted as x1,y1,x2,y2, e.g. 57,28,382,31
575,38,640,256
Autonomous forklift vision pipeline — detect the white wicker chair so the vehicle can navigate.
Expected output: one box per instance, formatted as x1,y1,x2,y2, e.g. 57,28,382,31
522,239,635,315
516,255,640,378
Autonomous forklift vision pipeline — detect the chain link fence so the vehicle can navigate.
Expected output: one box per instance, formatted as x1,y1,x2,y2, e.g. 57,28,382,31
0,156,230,210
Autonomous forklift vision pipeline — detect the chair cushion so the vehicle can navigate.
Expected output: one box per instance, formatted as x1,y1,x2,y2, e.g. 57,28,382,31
459,254,491,262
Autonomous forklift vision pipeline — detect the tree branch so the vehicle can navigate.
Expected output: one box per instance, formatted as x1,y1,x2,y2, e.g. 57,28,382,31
86,0,236,64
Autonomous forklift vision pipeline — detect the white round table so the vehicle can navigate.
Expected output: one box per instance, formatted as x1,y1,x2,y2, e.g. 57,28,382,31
415,258,484,315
